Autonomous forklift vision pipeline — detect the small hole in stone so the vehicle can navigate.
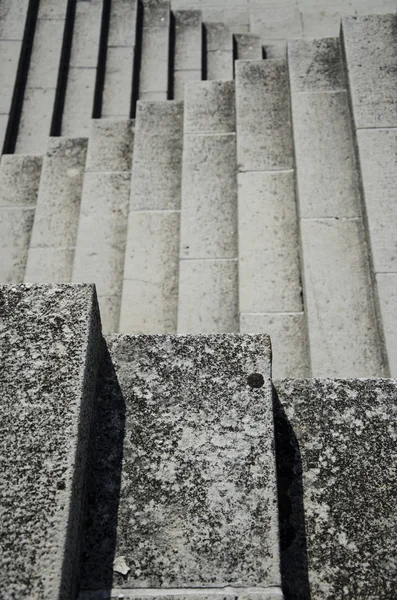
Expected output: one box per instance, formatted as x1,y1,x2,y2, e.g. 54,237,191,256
247,373,264,388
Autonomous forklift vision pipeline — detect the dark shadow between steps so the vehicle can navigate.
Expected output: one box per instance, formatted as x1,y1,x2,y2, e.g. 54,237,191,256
79,339,126,592
272,384,311,600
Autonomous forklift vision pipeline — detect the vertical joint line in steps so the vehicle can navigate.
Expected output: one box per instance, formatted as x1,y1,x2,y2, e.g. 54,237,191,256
3,0,40,154
201,23,207,81
232,35,238,77
130,0,143,118
50,0,77,136
167,11,176,100
92,0,111,119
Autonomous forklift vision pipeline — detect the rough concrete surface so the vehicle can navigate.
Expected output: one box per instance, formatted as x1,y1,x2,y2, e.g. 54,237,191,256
86,119,135,173
184,80,235,134
288,37,345,92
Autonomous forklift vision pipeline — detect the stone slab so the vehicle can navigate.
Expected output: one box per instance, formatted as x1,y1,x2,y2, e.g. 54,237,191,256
0,283,101,599
0,40,22,113
102,47,134,118
119,210,180,334
240,312,310,379
184,80,235,134
263,40,286,60
80,332,279,590
301,217,385,377
15,87,56,154
235,59,293,171
178,259,239,333
292,91,361,218
79,591,284,600
357,127,397,272
0,0,30,40
0,154,42,207
37,0,68,20
142,0,170,28
342,14,397,128
180,133,237,259
207,50,233,80
0,208,34,282
173,69,201,101
24,246,75,282
249,7,302,39
130,101,183,210
376,273,397,377
62,67,96,137
86,119,134,173
139,90,168,101
139,25,169,94
234,33,262,60
108,0,137,47
27,18,64,88
70,0,103,68
205,22,233,51
274,378,397,600
288,37,345,92
174,10,202,71
238,171,302,313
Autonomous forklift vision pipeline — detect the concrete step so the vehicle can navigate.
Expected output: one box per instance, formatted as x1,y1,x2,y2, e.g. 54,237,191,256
119,101,183,334
79,332,281,596
0,283,101,600
72,119,134,333
178,80,238,333
139,0,170,101
24,137,88,283
173,10,202,100
234,33,262,60
205,22,233,80
0,154,42,283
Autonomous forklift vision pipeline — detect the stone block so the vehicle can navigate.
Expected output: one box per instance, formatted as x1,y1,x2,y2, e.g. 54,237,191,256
0,154,42,207
70,0,103,68
139,25,169,94
139,90,167,101
249,7,302,39
173,69,201,101
0,208,34,282
238,170,302,313
241,312,310,378
15,88,56,154
292,91,361,218
119,210,180,334
0,283,101,599
178,259,239,333
37,0,68,19
174,9,202,71
234,33,262,60
301,8,343,38
86,119,134,173
205,22,233,51
97,294,121,334
376,273,397,377
202,8,249,29
288,37,345,92
357,127,397,272
80,332,279,591
184,80,235,134
0,0,30,40
130,101,183,210
274,378,397,600
108,0,137,46
207,50,233,80
62,67,96,137
0,40,22,114
235,59,293,171
263,40,286,59
180,133,237,259
102,46,134,118
301,218,385,377
26,18,64,88
342,13,397,128
24,246,75,282
142,0,170,28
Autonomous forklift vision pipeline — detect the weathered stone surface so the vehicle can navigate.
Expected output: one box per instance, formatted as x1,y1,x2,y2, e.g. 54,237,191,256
0,283,101,599
62,67,96,137
139,25,169,94
15,87,56,154
357,127,397,272
235,33,262,60
80,332,279,591
27,18,64,88
342,13,397,128
274,378,397,600
0,0,30,39
376,273,397,378
120,210,179,334
0,154,42,207
174,9,202,71
174,69,201,101
301,218,385,377
0,208,34,282
130,101,183,210
178,259,238,333
79,591,284,600
108,0,137,47
184,80,235,134
288,37,345,92
142,0,170,28
238,170,302,313
235,59,293,171
0,40,22,113
207,50,233,80
292,91,361,218
86,119,134,173
180,133,237,259
102,47,134,118
70,0,103,68
240,312,310,379
249,7,302,39
205,22,233,51
37,0,68,20
24,246,75,283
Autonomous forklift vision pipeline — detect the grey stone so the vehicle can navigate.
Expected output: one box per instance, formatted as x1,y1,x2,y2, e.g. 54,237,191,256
240,312,310,379
86,119,134,173
202,8,249,30
119,210,180,333
142,0,170,28
15,87,56,154
139,90,168,101
292,91,361,218
0,154,42,207
234,33,262,60
108,0,137,47
263,40,286,60
178,259,239,333
102,47,134,118
301,217,385,377
24,246,75,282
0,283,101,599
0,208,34,282
173,69,201,101
0,0,30,40
180,134,237,259
357,127,397,272
235,59,293,171
80,332,279,590
249,7,302,39
79,592,284,600
174,10,202,71
130,101,183,210
301,7,344,38
26,18,64,88
238,171,302,313
184,80,235,134
139,25,169,94
0,115,7,153
0,40,22,113
37,0,68,20
205,22,233,51
342,14,397,128
274,378,397,600
62,67,96,137
376,273,397,377
70,0,103,68
207,50,233,80
97,294,122,334
288,37,345,92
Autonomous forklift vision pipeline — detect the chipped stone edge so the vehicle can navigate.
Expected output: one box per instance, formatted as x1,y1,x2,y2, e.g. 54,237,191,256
79,586,284,600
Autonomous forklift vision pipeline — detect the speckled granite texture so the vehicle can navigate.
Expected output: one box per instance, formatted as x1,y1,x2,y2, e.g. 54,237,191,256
80,333,280,591
274,378,397,600
0,284,102,600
